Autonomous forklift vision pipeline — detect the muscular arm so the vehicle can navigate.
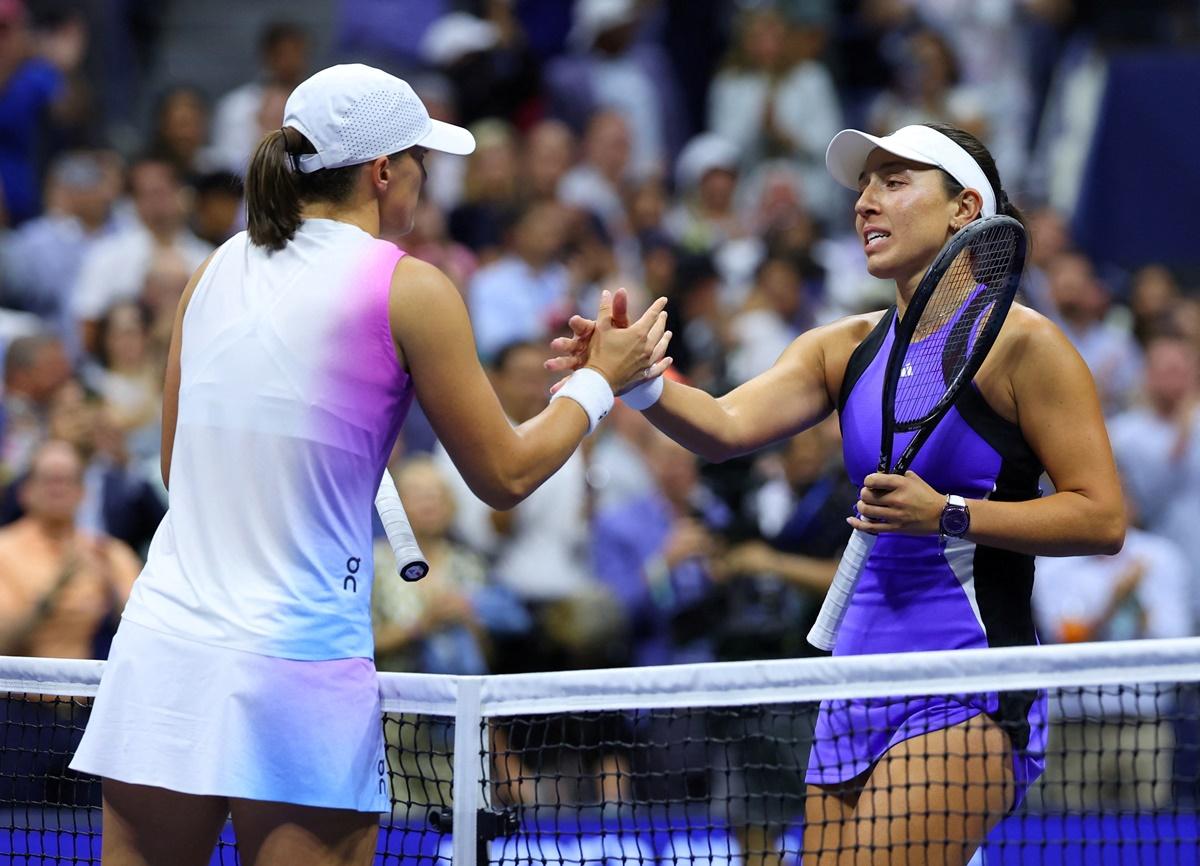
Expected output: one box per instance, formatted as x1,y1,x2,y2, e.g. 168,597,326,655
643,318,866,462
392,258,650,509
160,254,214,489
966,314,1125,556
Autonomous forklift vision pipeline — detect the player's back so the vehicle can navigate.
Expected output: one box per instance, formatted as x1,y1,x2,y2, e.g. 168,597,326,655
123,219,413,660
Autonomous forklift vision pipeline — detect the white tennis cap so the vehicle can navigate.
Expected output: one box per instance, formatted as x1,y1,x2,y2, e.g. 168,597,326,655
283,64,475,173
825,125,996,217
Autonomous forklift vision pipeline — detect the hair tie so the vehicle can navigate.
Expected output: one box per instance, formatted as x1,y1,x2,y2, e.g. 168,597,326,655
280,127,301,173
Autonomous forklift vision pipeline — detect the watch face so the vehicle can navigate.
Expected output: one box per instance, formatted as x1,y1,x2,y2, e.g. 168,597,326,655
942,507,970,536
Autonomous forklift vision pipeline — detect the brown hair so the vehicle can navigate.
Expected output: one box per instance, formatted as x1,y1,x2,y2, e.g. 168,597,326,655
922,122,1026,230
245,127,363,251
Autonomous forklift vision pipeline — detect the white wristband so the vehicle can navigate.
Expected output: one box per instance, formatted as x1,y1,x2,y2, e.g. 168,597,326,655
550,367,614,434
620,375,664,411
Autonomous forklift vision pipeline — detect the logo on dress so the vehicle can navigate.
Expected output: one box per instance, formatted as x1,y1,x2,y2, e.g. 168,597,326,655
343,556,361,592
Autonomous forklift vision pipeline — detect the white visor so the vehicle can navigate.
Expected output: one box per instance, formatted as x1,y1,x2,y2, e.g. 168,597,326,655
825,125,996,217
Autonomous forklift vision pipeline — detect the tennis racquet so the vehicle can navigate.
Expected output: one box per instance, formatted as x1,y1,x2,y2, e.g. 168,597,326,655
807,215,1028,651
376,470,430,582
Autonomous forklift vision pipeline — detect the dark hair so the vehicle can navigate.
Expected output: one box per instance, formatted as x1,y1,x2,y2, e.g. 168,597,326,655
921,122,1026,230
245,127,363,252
260,20,308,55
94,300,153,369
193,170,244,199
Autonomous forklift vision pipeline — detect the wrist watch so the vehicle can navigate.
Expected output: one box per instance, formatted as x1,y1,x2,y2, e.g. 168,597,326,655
940,494,971,538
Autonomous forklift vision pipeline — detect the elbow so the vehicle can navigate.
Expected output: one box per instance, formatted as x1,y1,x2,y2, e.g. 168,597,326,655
468,471,532,512
1099,513,1127,556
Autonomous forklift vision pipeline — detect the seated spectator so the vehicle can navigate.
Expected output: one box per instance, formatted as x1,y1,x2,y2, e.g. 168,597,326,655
708,6,842,224
665,133,747,255
1032,489,1191,811
1047,251,1142,415
558,110,633,243
147,84,217,182
0,439,140,659
466,201,571,361
70,156,213,352
210,21,310,176
189,170,244,247
435,340,621,673
522,119,576,203
82,301,162,464
867,27,988,145
727,254,808,385
0,151,122,342
0,333,72,481
372,456,529,675
448,119,521,258
1128,264,1182,347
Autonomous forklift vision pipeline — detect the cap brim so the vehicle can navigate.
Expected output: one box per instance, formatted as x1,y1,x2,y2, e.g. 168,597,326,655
418,119,476,155
825,129,936,191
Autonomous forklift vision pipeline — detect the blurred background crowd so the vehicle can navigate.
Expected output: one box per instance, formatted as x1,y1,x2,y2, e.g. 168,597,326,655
0,0,1198,698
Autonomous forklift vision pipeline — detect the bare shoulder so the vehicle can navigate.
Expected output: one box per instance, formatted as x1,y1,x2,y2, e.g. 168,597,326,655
391,254,459,299
998,303,1076,362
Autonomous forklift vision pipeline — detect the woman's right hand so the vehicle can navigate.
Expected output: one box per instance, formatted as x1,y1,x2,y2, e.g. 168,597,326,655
550,288,673,395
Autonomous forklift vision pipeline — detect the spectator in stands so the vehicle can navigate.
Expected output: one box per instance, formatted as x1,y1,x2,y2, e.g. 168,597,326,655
1109,333,1200,624
522,119,576,203
393,199,477,293
727,254,807,385
708,6,843,224
148,85,215,183
867,27,988,148
83,301,162,463
0,333,72,481
1128,264,1182,347
373,456,497,675
70,156,212,351
0,439,140,659
467,201,571,361
436,340,622,673
210,21,310,176
665,132,746,255
546,0,681,179
188,170,243,247
0,151,121,339
0,0,88,225
447,119,520,257
1032,487,1191,811
1047,250,1142,415
558,109,633,243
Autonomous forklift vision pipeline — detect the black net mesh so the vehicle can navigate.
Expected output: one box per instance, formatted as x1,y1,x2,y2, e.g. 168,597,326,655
1,672,1198,864
894,222,1022,429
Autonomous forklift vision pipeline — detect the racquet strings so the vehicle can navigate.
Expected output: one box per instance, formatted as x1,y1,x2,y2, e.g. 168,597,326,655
894,223,1022,427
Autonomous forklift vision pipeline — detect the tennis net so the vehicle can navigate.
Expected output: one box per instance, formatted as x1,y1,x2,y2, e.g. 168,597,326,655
1,638,1198,864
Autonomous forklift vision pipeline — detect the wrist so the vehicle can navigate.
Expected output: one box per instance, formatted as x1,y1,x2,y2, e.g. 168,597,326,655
621,375,664,411
938,494,971,538
550,367,614,434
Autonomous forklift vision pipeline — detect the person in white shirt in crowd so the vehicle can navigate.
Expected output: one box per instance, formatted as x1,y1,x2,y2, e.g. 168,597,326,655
558,109,633,244
1032,487,1191,811
727,254,807,386
435,339,623,673
665,133,746,255
71,156,212,353
210,21,311,176
0,152,123,347
1046,250,1142,415
467,200,572,361
446,118,520,259
707,6,843,225
1109,332,1200,622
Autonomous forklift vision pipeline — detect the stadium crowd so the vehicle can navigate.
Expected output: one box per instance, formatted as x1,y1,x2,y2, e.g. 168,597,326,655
0,0,1197,695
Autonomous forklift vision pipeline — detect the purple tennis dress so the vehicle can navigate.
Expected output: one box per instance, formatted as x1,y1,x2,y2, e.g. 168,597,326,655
806,307,1047,805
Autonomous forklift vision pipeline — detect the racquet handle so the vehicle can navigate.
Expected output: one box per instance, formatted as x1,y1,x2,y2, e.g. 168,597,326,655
376,470,429,582
807,528,877,650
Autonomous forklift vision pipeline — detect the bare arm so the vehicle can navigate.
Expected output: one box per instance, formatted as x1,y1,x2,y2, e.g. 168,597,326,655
160,254,214,489
853,311,1126,556
390,258,666,509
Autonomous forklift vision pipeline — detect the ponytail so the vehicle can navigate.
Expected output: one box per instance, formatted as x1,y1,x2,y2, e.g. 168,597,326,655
246,129,303,252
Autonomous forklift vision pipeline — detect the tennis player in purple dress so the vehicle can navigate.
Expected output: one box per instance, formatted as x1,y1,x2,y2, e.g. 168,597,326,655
549,122,1125,866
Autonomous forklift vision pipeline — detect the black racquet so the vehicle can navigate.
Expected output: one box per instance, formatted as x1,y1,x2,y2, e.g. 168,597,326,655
808,215,1027,650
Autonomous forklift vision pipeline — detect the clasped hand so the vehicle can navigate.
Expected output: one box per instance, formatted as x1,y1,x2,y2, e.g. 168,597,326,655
546,288,673,394
848,471,945,536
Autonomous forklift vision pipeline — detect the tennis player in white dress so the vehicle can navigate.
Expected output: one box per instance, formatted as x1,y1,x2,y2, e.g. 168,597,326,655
70,64,671,866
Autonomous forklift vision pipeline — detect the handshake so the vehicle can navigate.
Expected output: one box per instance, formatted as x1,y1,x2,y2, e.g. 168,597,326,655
544,288,674,419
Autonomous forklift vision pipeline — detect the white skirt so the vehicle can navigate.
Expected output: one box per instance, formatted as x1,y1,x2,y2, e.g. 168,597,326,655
70,618,390,812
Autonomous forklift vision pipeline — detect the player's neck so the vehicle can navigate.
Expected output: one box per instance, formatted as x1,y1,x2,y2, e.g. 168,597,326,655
301,201,379,238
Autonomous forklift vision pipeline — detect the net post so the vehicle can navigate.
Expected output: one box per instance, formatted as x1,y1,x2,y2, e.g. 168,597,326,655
452,676,483,866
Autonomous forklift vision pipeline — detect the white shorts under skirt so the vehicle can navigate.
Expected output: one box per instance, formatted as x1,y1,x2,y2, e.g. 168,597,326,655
70,618,390,812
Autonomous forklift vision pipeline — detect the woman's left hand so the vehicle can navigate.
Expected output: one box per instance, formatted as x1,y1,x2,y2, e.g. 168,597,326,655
848,470,945,535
